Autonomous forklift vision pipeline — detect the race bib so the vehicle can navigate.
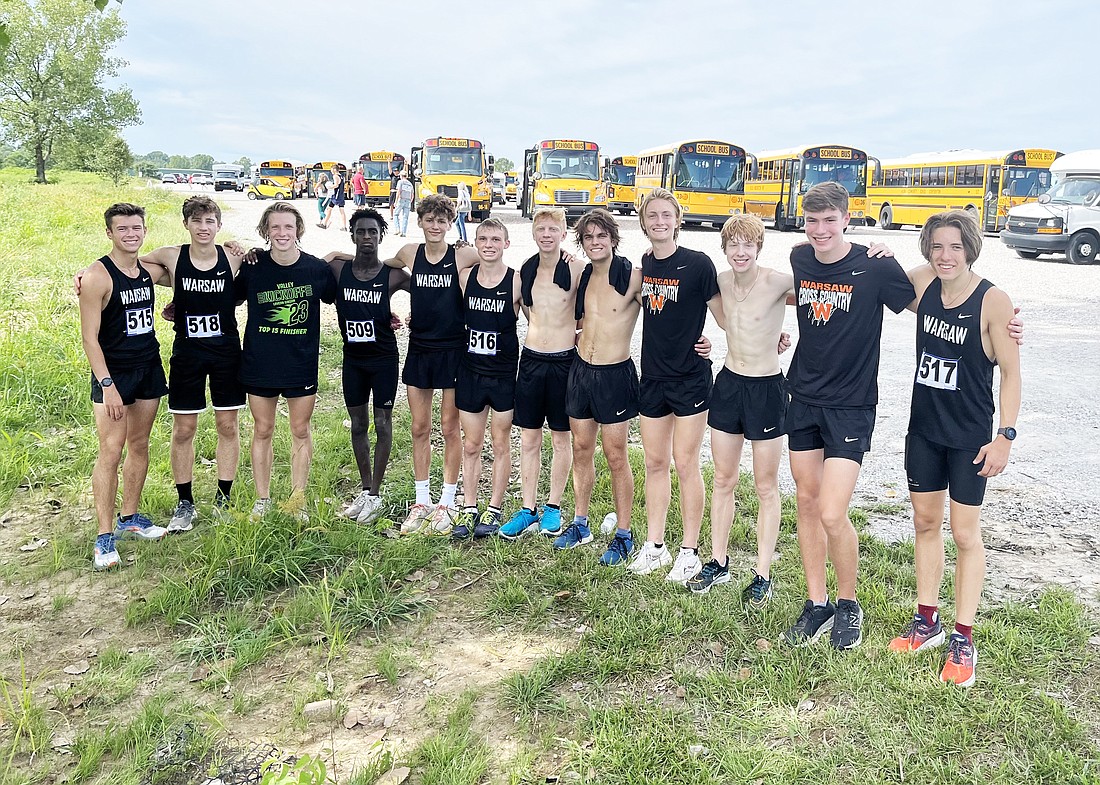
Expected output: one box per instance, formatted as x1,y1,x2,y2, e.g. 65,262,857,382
916,351,958,391
185,313,222,339
468,329,498,356
125,306,154,336
346,320,376,343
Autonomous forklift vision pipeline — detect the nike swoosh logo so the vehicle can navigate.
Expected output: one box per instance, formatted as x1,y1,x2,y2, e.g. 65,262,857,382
216,270,227,276
851,270,867,276
694,400,705,408
844,436,858,443
373,283,383,287
616,409,627,416
958,314,972,319
305,385,316,391
496,290,507,295
442,263,455,269
763,427,776,433
676,265,688,270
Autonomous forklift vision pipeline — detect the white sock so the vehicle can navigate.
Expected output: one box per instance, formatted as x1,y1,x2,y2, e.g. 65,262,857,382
438,482,458,509
415,479,431,506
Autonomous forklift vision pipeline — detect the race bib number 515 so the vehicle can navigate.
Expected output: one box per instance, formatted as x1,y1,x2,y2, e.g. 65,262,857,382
125,306,154,336
916,351,958,391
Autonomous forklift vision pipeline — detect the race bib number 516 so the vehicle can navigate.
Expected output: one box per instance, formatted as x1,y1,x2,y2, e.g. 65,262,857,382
125,306,154,336
468,329,498,356
916,351,958,391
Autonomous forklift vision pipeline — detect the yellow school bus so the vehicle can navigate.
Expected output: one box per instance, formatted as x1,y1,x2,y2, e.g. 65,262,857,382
505,170,518,201
635,140,749,226
308,161,348,199
358,151,406,206
410,137,494,220
869,148,1062,232
253,160,300,191
746,145,870,230
520,139,605,220
604,155,638,215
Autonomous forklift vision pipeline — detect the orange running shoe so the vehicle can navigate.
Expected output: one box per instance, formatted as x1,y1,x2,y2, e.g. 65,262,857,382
940,633,978,687
889,613,946,653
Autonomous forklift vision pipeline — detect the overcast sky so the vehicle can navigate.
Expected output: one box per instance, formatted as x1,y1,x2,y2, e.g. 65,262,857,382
114,0,1095,166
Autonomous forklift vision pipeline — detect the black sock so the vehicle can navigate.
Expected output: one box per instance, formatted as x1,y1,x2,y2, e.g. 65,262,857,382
546,503,560,510
216,479,233,500
177,482,194,504
653,542,664,549
716,557,728,569
524,507,537,515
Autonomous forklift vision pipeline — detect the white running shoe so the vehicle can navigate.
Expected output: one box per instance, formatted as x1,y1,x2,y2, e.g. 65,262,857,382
400,503,433,534
167,500,197,533
627,541,673,575
251,498,271,520
666,548,703,584
600,512,618,536
427,505,456,535
356,495,385,525
345,490,372,519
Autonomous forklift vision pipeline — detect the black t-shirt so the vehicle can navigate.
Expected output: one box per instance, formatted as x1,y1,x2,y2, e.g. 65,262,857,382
787,243,915,408
235,251,336,387
640,246,719,380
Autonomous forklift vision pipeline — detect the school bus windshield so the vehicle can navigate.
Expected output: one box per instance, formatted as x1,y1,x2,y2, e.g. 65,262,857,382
1002,167,1052,197
675,153,743,193
608,164,636,186
540,149,600,180
801,160,867,196
359,160,392,180
425,150,483,176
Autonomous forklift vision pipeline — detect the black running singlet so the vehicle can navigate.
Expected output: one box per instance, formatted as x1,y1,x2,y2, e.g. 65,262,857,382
337,262,398,366
408,244,464,351
172,244,239,349
909,277,996,450
462,265,518,376
97,256,160,369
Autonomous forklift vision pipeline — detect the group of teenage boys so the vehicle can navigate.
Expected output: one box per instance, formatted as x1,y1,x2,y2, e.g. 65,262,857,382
81,183,1020,687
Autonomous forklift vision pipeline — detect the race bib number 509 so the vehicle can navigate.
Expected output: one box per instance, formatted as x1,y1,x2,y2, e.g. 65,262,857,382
916,351,958,391
346,320,376,342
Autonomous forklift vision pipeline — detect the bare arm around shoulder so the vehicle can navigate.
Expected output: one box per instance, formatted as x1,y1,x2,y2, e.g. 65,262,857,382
975,287,1022,477
455,244,481,272
383,242,418,269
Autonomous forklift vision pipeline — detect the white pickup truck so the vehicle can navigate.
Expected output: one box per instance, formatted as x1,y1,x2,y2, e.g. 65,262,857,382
1001,150,1100,264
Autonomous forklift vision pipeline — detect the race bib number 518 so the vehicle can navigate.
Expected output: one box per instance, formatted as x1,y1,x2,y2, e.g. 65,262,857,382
186,313,222,338
916,351,958,391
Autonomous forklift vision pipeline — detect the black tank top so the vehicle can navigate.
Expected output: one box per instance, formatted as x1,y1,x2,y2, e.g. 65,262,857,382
337,262,398,365
408,244,464,350
462,265,519,376
909,277,996,449
172,244,239,349
97,256,159,369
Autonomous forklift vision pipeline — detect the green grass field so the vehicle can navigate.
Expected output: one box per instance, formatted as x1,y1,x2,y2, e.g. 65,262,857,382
0,169,1097,785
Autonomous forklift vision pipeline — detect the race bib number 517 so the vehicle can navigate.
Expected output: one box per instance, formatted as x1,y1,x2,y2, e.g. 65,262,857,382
916,351,958,391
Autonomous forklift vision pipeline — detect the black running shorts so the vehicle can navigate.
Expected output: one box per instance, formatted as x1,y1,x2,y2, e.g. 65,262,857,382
638,368,713,419
91,361,168,406
168,345,245,414
343,358,399,410
905,431,988,506
513,347,573,432
455,365,516,414
707,368,787,440
402,347,461,390
566,355,639,425
244,383,318,400
785,399,876,464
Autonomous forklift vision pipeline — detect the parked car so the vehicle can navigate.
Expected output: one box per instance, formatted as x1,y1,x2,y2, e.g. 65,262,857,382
492,174,506,205
161,173,180,184
246,178,291,200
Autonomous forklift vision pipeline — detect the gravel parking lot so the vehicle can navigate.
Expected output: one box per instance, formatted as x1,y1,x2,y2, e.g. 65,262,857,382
166,183,1100,605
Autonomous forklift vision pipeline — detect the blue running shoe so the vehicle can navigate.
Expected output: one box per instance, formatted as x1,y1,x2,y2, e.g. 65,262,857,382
473,509,501,539
498,507,540,540
114,512,167,541
553,521,593,550
451,509,476,541
600,530,634,566
93,532,120,571
539,505,563,536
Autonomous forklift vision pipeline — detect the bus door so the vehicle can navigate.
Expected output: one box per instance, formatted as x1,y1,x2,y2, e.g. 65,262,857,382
784,159,800,227
984,166,1001,232
410,147,424,204
521,147,537,218
661,153,674,189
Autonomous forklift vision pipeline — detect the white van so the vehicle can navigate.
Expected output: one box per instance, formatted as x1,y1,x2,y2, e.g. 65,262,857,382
1001,150,1100,264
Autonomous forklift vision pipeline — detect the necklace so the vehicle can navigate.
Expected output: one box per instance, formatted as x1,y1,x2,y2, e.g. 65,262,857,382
941,271,974,309
731,269,762,303
109,254,141,277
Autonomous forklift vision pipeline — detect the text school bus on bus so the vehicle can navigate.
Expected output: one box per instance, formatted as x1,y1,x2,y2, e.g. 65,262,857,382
868,148,1062,233
307,161,348,199
603,155,638,216
746,145,870,230
520,139,605,220
359,151,407,207
634,140,750,227
411,137,494,220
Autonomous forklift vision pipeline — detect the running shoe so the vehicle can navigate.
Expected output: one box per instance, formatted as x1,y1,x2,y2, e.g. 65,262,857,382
539,505,564,536
93,533,120,571
627,541,673,576
426,505,456,535
451,509,476,541
686,559,730,595
345,490,372,519
741,570,773,609
167,500,196,533
781,599,836,647
600,530,634,566
356,495,385,525
553,521,593,550
600,512,618,536
830,598,864,650
888,613,945,653
666,547,702,584
498,507,540,540
251,498,271,520
473,509,501,539
400,503,433,534
940,633,978,687
114,513,167,541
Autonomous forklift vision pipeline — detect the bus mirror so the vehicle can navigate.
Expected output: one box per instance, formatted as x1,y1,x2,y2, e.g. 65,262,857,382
413,167,422,178
985,190,994,201
1038,193,1051,204
532,172,542,181
750,161,759,179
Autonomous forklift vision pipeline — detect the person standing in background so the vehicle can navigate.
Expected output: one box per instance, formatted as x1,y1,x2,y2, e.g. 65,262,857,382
455,182,471,243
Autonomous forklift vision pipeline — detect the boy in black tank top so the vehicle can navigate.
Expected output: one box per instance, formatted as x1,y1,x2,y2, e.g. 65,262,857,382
452,219,523,540
78,203,170,571
382,194,480,535
329,209,410,526
888,211,1021,689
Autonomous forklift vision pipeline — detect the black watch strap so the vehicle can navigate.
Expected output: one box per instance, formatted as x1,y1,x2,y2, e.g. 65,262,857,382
997,426,1017,441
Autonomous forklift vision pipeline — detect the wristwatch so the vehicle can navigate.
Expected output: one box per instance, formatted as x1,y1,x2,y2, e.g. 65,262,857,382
100,376,114,388
997,426,1017,441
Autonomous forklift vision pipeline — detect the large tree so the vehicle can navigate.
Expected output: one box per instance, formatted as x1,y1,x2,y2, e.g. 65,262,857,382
0,0,140,183
190,153,214,171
